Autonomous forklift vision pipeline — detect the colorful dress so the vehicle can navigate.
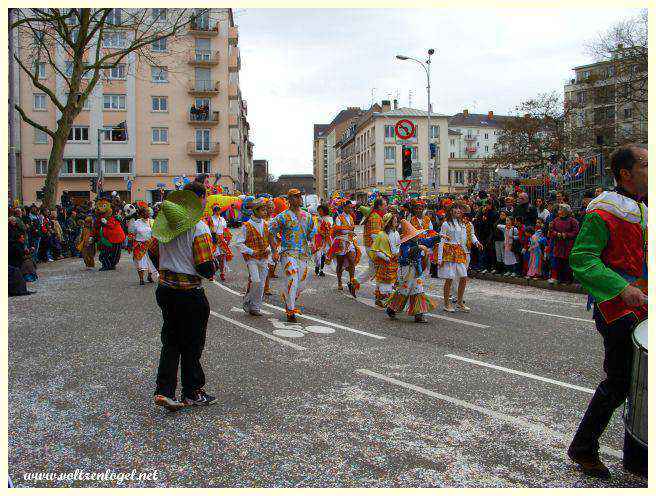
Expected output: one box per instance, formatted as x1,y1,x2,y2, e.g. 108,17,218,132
233,217,270,313
314,215,333,265
526,229,546,277
129,218,158,275
327,212,361,264
368,229,401,302
497,225,518,266
438,220,475,280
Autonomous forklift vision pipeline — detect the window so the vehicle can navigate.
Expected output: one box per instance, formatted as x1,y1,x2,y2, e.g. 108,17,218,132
449,152,455,159
102,127,127,142
449,139,455,146
151,96,168,112
195,129,211,150
485,145,489,152
35,129,48,144
430,125,439,139
624,108,632,119
34,62,46,79
34,93,46,110
152,159,169,173
454,171,464,184
384,125,394,139
577,91,586,105
152,127,169,143
152,37,167,52
35,159,48,175
108,64,126,80
73,158,94,174
103,94,126,110
64,60,74,77
484,133,489,140
152,8,167,21
383,146,395,163
582,70,590,79
151,66,168,82
67,126,89,142
34,30,45,44
106,9,122,25
196,160,211,174
104,158,132,174
606,107,615,120
607,66,615,78
102,31,127,48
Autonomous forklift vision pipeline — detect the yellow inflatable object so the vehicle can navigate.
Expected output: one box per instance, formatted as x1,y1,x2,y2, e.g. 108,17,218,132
204,194,240,216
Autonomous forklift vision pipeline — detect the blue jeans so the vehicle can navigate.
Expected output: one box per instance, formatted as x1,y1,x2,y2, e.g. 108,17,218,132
31,237,41,263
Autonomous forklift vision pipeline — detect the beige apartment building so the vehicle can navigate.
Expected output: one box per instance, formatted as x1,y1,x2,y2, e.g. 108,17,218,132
312,124,329,199
15,8,252,205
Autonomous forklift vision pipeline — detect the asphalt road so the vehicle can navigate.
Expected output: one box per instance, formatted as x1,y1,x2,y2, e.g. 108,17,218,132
8,229,648,488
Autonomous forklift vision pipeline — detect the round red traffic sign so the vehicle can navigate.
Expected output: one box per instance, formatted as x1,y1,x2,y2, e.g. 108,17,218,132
394,119,416,140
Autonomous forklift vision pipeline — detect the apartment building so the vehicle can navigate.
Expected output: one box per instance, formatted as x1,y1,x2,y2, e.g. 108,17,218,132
312,124,329,199
15,8,252,204
252,159,269,194
333,100,450,200
446,110,513,192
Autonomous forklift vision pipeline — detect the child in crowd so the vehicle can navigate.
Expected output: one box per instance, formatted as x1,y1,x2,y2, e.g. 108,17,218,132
497,216,519,277
492,211,507,274
525,220,547,279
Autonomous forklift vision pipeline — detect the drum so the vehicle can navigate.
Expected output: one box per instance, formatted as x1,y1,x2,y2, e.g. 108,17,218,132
623,318,648,477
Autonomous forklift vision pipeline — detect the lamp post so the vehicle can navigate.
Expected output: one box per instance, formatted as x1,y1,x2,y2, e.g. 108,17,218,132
396,48,436,192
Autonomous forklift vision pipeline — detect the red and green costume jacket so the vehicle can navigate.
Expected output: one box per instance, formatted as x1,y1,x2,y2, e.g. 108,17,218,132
92,215,126,249
569,189,647,324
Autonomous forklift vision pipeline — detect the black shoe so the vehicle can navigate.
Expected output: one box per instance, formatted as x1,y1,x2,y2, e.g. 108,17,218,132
315,266,320,276
414,314,428,323
386,307,396,319
140,280,145,286
183,389,217,407
567,447,611,480
98,267,108,271
318,271,325,277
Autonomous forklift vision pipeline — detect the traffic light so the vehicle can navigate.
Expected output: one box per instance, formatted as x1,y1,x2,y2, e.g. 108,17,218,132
402,146,413,179
90,177,97,193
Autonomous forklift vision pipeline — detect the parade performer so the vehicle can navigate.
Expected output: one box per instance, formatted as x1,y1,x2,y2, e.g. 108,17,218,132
128,205,158,285
326,199,361,297
409,199,434,236
263,199,279,295
90,199,126,271
385,219,440,323
268,189,316,322
567,144,648,479
368,212,400,307
234,198,272,316
76,216,96,269
211,204,233,281
438,205,482,313
313,204,333,277
152,182,218,411
357,197,387,287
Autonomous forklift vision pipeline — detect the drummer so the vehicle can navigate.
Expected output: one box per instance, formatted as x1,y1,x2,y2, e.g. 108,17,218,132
567,144,648,479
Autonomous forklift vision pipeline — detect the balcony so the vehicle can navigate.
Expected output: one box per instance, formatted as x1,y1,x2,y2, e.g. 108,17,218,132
188,110,220,126
464,135,476,141
188,79,220,95
228,26,238,45
188,20,219,36
466,146,477,154
228,113,239,128
229,142,239,157
228,83,240,100
229,48,241,72
187,142,220,156
188,50,220,66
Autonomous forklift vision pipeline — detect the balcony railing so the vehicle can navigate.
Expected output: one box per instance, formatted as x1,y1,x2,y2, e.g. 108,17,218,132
228,26,238,44
188,110,220,125
188,50,220,66
464,135,476,141
187,142,220,156
189,20,219,36
188,79,220,94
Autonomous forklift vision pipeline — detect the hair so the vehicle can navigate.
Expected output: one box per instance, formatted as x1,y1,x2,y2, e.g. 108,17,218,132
525,226,535,236
445,205,459,225
138,206,149,218
610,144,646,182
384,214,397,234
183,180,206,198
373,198,385,210
559,203,572,215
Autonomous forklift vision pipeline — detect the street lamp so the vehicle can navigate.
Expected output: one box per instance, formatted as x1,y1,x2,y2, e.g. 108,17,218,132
396,49,436,192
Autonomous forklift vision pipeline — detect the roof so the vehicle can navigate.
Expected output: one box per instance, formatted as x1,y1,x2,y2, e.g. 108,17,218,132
325,107,363,133
277,174,314,180
572,60,613,71
448,129,462,135
375,107,449,118
314,124,329,140
448,112,515,128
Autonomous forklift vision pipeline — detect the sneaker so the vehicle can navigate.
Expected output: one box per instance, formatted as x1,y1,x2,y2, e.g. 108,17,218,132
548,278,556,284
443,305,456,313
220,273,226,282
386,307,396,319
249,309,263,316
154,394,185,412
479,269,487,274
567,448,611,480
414,314,428,324
347,282,357,298
456,304,471,313
242,302,250,313
286,312,298,323
183,389,217,407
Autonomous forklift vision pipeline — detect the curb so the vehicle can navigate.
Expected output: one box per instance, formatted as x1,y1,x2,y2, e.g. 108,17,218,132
468,271,586,295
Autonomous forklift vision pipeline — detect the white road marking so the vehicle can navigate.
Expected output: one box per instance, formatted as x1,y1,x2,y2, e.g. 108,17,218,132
356,369,622,459
358,296,490,329
230,306,273,316
213,280,385,340
445,354,595,394
209,311,306,351
519,309,594,323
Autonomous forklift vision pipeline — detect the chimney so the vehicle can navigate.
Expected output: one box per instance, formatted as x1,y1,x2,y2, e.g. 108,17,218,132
381,100,391,112
463,109,469,117
488,111,493,120
393,99,398,110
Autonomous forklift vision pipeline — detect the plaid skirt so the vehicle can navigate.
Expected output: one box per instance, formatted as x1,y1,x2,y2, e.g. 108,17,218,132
374,257,399,285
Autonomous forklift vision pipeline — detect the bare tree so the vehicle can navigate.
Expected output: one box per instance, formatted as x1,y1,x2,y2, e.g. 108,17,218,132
11,8,205,207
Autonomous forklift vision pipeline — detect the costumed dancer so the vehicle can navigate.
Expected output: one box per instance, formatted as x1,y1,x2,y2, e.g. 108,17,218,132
76,216,96,269
409,199,434,235
128,205,159,285
368,212,400,307
91,198,126,271
326,199,361,297
357,197,387,287
313,204,333,277
438,205,481,312
385,219,441,323
567,144,648,479
211,204,233,281
267,189,316,322
234,198,272,316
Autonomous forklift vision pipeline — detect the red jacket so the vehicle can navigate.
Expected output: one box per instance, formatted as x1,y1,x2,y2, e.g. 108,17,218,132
549,216,579,259
93,216,126,245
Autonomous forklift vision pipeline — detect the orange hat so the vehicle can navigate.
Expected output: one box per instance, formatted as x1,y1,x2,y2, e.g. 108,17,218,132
399,219,425,243
287,188,302,197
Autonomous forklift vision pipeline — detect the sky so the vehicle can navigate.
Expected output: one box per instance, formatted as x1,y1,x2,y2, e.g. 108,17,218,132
235,8,641,177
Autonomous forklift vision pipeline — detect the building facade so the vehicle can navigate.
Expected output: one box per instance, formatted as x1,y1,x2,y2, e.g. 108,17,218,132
252,159,269,194
275,174,315,195
15,8,252,204
312,124,329,200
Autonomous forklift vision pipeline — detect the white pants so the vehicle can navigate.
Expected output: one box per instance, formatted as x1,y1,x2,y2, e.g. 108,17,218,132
281,255,310,313
244,259,269,312
134,254,158,275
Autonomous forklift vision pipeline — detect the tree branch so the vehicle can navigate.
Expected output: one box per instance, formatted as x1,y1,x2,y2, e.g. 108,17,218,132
14,104,54,137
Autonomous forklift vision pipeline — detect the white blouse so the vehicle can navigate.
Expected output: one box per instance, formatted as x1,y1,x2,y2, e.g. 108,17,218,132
129,218,153,242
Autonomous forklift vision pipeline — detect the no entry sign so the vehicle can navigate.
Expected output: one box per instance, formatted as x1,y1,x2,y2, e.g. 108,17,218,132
394,119,416,140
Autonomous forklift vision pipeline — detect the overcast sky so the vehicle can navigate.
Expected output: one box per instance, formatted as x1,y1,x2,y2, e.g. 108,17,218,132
235,8,640,177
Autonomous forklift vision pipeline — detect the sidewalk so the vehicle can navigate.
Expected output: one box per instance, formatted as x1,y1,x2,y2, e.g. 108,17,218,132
468,270,586,295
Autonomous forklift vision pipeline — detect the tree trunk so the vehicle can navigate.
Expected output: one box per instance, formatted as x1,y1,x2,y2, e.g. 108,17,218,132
43,128,70,208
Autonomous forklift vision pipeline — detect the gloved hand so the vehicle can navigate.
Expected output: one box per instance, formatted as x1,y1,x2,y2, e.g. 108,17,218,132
101,218,107,225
